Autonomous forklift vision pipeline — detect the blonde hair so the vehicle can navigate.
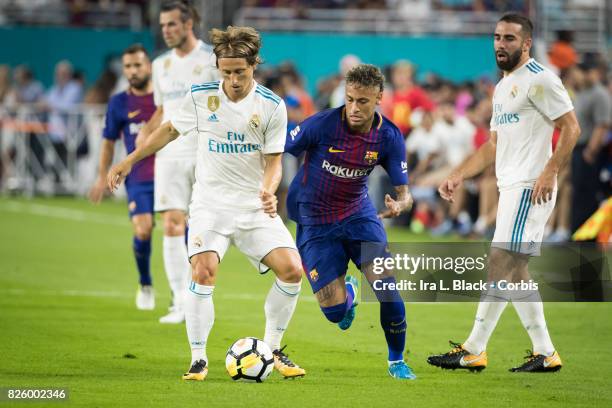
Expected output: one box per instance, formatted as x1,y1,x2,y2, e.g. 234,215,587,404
209,26,262,66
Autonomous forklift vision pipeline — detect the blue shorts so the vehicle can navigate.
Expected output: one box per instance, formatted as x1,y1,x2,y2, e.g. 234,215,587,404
126,181,154,218
297,212,390,293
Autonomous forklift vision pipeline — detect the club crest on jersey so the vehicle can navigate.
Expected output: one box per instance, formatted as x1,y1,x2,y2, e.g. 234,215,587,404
364,151,379,165
249,114,260,129
193,236,203,248
163,59,171,71
510,85,519,98
193,65,203,75
208,95,220,112
309,269,319,282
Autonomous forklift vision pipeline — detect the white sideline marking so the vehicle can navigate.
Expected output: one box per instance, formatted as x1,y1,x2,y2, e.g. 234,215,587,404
0,200,128,227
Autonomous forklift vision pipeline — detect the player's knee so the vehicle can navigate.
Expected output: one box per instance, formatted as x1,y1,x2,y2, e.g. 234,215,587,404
134,222,153,240
162,212,185,236
192,261,216,285
277,261,303,284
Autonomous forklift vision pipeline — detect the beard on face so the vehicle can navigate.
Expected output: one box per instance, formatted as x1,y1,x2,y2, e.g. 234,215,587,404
495,47,523,71
129,75,149,90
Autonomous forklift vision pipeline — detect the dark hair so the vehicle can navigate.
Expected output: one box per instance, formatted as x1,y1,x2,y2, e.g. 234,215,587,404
209,26,262,66
160,0,201,25
345,64,384,92
498,13,533,39
122,43,149,58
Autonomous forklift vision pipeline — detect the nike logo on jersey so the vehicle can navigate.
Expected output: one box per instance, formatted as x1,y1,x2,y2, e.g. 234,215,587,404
128,110,140,119
329,147,345,153
208,113,219,122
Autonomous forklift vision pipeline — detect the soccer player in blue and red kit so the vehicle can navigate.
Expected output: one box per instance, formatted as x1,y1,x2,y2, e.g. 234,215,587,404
89,44,156,310
285,64,416,379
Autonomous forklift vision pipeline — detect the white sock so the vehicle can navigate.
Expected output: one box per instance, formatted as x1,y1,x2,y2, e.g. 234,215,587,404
163,235,190,310
510,290,555,356
264,278,301,351
185,282,215,364
463,288,509,355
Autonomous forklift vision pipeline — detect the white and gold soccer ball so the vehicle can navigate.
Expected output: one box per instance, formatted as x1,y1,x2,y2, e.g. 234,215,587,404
225,337,274,382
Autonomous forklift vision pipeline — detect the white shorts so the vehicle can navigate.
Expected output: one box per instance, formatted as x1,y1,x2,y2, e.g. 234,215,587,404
187,208,297,273
154,158,196,212
492,186,557,256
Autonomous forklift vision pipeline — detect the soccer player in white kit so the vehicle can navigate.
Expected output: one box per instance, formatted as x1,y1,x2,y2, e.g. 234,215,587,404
108,26,306,381
427,14,580,372
137,1,218,324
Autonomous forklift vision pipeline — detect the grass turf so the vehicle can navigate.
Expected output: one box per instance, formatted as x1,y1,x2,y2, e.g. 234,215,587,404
0,197,611,407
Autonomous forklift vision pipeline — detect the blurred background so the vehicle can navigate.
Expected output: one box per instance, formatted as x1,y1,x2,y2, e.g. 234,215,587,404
0,0,610,243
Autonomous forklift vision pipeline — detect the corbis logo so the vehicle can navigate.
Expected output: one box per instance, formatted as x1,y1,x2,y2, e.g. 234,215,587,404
193,236,203,248
193,65,203,75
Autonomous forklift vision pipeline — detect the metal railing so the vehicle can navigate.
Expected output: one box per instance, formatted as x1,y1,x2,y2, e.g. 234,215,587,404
0,104,126,197
234,7,504,35
537,0,608,55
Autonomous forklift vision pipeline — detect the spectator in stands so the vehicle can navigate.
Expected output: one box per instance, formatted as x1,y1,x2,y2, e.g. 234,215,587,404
548,30,578,73
40,60,84,186
0,65,11,104
571,59,611,233
278,62,316,117
84,69,118,104
6,65,45,106
329,54,361,108
381,59,434,136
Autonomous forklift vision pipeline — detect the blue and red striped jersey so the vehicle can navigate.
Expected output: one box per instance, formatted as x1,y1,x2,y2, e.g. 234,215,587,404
103,90,155,185
285,106,408,225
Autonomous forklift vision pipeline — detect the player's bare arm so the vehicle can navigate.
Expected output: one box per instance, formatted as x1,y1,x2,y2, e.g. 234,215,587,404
439,132,497,203
378,184,414,219
532,110,580,205
135,105,163,148
260,153,282,217
108,121,179,191
88,139,115,203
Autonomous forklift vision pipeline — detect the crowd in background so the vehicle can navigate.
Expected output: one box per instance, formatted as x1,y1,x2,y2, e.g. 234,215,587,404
0,29,610,242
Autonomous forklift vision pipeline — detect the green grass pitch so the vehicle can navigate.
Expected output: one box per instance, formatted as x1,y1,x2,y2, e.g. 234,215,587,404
1,197,611,407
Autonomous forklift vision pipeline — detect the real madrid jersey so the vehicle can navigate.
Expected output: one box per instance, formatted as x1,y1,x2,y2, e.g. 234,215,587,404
152,40,217,160
490,58,573,190
170,80,288,211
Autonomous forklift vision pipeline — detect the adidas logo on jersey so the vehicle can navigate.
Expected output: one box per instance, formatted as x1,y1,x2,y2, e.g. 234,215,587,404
208,113,219,122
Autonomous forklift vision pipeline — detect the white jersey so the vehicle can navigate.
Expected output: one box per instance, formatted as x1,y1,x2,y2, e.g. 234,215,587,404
491,58,573,190
152,40,218,160
170,80,288,212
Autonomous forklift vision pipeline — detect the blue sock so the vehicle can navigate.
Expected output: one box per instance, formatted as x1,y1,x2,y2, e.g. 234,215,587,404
375,277,406,361
133,236,152,286
321,300,349,323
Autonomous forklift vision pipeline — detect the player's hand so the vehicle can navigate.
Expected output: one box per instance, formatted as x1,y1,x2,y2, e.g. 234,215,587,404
260,189,278,217
582,147,596,165
532,168,556,205
88,178,107,204
107,161,132,192
438,173,463,203
378,193,413,219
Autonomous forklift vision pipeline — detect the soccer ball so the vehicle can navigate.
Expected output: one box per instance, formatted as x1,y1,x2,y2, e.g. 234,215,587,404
225,337,274,382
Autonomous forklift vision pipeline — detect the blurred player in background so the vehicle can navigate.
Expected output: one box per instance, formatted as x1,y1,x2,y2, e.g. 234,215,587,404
137,0,218,324
285,64,416,380
108,26,305,381
89,44,156,310
428,13,580,373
